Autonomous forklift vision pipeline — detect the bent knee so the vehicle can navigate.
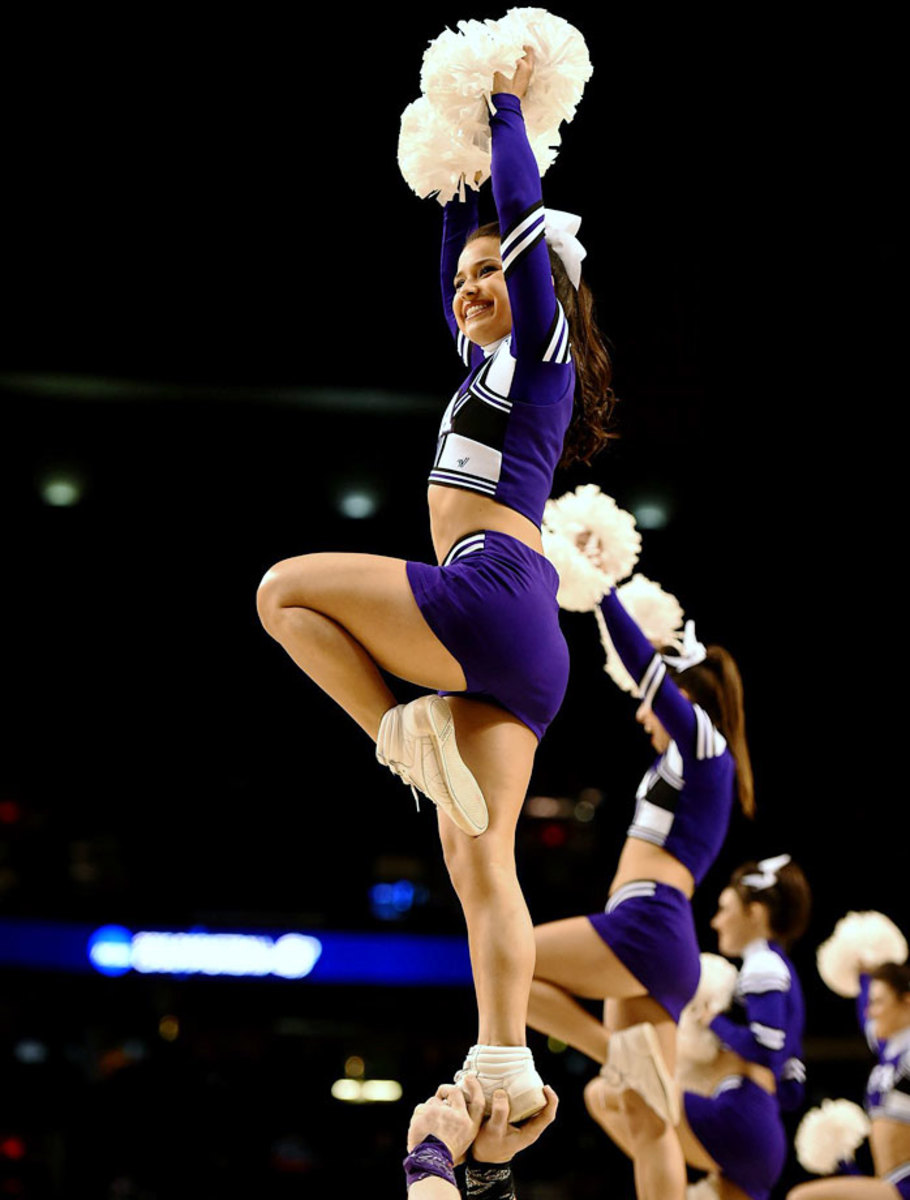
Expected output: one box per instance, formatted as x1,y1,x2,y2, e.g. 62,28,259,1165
256,558,302,633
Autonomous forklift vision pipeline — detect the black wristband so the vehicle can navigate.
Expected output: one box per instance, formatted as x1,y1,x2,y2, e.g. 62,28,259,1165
465,1161,516,1199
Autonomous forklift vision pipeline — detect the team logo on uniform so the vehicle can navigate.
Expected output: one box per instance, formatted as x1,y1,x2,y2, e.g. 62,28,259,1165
457,456,471,468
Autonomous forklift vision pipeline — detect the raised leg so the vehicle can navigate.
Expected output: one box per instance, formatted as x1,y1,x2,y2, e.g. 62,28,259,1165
526,915,646,1062
257,552,467,737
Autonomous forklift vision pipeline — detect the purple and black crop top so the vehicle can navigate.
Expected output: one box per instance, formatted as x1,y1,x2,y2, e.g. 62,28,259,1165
710,938,807,1112
431,93,575,529
599,589,736,886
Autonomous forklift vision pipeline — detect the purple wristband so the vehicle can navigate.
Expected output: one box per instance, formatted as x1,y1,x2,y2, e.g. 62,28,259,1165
404,1134,457,1189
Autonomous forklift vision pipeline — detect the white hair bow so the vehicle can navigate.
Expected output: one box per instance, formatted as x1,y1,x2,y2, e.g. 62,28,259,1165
661,620,707,672
545,208,586,289
742,854,792,891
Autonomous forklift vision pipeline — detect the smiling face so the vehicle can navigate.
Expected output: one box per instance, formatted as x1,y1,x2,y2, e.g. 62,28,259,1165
711,886,770,957
453,236,512,346
867,979,910,1041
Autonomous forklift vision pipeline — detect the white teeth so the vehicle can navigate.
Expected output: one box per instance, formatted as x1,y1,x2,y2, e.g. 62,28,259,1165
465,303,491,319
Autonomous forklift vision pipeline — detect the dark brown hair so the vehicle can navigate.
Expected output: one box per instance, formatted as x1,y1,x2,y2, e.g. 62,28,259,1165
730,858,812,948
667,646,755,818
465,221,617,466
871,962,910,998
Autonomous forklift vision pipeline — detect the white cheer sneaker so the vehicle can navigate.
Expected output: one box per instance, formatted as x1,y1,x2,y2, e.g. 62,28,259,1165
600,1021,680,1125
455,1044,546,1124
375,695,488,837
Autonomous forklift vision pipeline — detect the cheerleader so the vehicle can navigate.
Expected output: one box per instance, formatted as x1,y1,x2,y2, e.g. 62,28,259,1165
788,960,910,1198
257,44,614,1121
527,591,753,1199
584,855,810,1200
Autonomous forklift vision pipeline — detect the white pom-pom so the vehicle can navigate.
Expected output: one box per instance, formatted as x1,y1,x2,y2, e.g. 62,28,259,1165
677,954,739,1066
795,1099,871,1175
686,1181,721,1200
415,8,592,182
491,8,593,143
543,485,641,592
817,911,908,998
595,574,685,694
398,96,491,204
541,527,610,612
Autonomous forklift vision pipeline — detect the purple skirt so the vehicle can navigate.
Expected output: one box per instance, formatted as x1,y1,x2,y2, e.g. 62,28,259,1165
685,1077,786,1200
587,880,700,1022
406,529,569,740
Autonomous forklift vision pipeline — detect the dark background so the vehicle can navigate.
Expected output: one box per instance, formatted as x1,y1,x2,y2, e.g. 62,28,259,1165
0,6,901,1197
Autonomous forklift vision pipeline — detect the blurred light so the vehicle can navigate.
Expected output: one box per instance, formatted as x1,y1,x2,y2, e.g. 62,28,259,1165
158,1015,180,1042
13,1039,48,1065
631,498,670,530
337,488,379,519
331,1078,402,1103
361,1080,402,1102
345,1055,365,1078
88,925,132,976
525,795,574,819
546,1037,568,1054
541,823,567,848
87,927,323,978
574,800,596,823
40,474,83,507
0,801,21,825
368,879,429,921
0,1136,25,1161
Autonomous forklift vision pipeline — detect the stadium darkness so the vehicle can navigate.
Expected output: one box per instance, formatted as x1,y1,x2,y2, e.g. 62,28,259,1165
1,8,900,1197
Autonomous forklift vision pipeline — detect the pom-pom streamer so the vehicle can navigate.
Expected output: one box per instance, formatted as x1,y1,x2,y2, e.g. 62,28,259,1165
817,911,908,998
596,574,685,694
542,485,641,613
677,954,738,1067
795,1099,871,1175
399,7,593,202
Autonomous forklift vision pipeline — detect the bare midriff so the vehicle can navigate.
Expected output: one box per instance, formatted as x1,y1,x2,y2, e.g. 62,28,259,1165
870,1119,910,1178
678,1047,776,1099
428,484,543,564
609,839,696,900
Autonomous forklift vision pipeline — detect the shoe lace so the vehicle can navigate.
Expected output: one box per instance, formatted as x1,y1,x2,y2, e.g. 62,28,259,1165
385,760,422,812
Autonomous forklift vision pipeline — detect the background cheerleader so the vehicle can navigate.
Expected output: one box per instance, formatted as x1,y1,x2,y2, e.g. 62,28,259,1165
584,855,810,1200
788,914,910,1198
527,584,753,1200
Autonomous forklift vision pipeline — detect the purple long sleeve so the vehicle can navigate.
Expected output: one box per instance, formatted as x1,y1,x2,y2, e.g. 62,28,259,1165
600,590,698,753
488,94,561,362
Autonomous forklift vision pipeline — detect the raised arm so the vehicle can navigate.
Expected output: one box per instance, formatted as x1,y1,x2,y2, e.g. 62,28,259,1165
709,950,791,1077
599,589,722,759
488,92,566,363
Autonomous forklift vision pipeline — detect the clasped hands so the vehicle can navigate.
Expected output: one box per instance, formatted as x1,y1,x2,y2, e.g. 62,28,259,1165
407,1076,559,1166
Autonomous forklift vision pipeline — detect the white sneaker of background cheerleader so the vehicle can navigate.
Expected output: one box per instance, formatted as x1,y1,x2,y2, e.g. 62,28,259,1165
600,1022,681,1126
375,695,488,837
455,1044,546,1124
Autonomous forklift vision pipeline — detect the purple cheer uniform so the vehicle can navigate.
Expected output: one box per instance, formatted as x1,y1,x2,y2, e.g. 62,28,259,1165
587,589,737,1021
858,974,910,1197
405,93,574,740
683,938,806,1200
